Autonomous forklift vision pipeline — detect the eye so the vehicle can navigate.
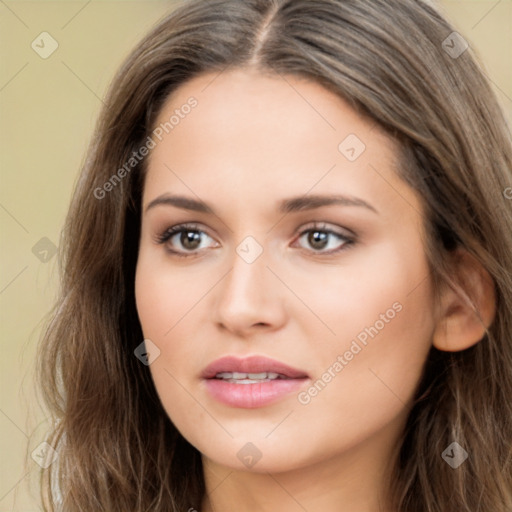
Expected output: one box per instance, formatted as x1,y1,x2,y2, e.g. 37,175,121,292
155,223,218,257
155,221,355,258
293,222,354,254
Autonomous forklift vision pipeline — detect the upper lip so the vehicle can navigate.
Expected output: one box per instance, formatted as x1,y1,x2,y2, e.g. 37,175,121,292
201,355,309,379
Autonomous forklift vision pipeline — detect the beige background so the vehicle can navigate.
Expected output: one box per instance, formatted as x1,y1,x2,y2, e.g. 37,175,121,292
1,1,511,510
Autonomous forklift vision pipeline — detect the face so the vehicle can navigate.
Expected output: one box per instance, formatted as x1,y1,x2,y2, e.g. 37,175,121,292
135,68,437,475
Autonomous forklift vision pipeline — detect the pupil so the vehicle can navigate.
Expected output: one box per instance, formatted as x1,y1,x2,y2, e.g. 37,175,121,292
309,231,328,249
181,231,201,249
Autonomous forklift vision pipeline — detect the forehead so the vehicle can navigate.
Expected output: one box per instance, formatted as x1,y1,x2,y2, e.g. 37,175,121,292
144,68,420,223
151,67,381,155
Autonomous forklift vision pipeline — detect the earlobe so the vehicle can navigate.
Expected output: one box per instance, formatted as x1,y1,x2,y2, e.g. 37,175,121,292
432,248,497,352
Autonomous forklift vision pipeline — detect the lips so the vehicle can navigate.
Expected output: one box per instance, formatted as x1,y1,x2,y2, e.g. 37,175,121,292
201,355,310,408
201,355,309,380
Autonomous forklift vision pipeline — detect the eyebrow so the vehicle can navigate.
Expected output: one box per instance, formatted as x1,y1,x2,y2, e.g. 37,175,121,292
144,193,378,215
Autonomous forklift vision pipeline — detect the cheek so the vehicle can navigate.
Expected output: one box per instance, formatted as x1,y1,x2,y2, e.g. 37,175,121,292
134,249,213,339
288,236,435,360
297,242,435,424
134,255,206,438
134,250,218,394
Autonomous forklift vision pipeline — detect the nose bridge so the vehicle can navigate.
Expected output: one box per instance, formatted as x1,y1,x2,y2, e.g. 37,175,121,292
224,235,269,301
214,233,285,331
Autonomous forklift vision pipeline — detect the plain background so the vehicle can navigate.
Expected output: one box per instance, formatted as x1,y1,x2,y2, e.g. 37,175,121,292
1,1,511,510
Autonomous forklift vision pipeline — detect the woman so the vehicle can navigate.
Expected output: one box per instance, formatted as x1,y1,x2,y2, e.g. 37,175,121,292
37,0,512,510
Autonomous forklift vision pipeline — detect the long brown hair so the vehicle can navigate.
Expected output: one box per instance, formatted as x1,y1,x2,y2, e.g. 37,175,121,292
36,0,512,510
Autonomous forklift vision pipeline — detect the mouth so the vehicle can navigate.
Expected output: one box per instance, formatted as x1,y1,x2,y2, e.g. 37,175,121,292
201,355,309,408
212,371,294,384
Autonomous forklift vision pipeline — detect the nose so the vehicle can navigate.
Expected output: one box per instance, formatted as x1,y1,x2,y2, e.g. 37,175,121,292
213,241,288,337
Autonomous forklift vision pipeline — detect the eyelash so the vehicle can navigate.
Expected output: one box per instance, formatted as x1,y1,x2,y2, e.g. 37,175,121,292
154,222,355,258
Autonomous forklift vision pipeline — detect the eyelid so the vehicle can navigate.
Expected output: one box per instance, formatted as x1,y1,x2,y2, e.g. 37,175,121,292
154,222,218,245
294,221,355,239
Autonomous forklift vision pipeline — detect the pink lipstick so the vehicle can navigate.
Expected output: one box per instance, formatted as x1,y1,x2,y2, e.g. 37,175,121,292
201,355,309,408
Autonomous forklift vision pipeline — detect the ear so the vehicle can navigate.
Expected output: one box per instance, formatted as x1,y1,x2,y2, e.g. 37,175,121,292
432,248,496,352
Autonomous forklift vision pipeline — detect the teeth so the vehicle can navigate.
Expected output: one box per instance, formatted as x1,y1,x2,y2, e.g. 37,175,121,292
216,372,234,379
248,372,271,379
215,371,282,382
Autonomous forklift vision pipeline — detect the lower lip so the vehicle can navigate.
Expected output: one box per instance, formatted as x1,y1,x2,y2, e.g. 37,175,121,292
203,378,308,408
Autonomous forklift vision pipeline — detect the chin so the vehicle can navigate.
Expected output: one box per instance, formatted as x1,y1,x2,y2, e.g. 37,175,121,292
189,431,320,474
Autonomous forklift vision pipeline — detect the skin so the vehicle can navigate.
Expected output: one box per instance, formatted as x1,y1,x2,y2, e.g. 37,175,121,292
135,68,441,512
